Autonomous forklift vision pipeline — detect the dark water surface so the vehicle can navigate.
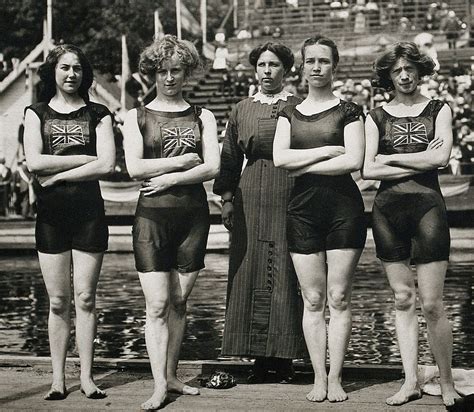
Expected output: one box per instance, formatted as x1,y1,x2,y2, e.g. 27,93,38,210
0,252,472,367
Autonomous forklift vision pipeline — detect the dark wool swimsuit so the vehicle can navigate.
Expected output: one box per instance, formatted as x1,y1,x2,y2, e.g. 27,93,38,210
26,102,111,253
278,100,367,254
369,100,450,263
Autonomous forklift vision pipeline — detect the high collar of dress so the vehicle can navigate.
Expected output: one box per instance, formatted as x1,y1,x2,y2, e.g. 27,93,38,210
252,89,292,105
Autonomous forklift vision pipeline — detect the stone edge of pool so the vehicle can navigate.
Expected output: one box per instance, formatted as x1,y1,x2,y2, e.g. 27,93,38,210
0,355,405,380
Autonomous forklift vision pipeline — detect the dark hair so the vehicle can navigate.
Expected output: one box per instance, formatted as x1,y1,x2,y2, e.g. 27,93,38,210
37,44,93,103
248,42,294,74
373,42,435,91
301,35,339,69
139,34,202,78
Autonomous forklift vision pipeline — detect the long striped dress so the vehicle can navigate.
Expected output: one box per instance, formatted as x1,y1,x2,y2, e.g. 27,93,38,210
213,92,307,359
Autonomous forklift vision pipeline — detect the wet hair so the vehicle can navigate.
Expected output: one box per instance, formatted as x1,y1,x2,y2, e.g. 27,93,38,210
373,42,435,91
248,42,295,74
301,35,339,69
139,34,202,78
37,44,93,103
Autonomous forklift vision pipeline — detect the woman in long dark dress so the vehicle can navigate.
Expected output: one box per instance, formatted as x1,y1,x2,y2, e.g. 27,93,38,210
362,42,460,407
213,42,306,383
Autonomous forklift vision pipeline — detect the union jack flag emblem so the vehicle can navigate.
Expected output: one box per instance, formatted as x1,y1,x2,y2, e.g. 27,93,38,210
392,122,428,147
162,127,196,155
51,123,85,149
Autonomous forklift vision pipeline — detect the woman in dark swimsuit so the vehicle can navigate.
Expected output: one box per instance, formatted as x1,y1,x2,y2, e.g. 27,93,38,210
23,44,115,400
362,42,460,407
122,35,220,410
273,35,366,403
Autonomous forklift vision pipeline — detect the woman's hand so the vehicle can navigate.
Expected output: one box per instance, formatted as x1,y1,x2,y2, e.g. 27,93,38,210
36,174,59,187
427,137,443,151
222,202,234,231
140,175,175,196
288,167,308,177
324,146,346,158
180,153,203,170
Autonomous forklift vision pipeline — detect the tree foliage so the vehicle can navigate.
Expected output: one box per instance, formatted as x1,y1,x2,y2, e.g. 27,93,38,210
0,0,229,74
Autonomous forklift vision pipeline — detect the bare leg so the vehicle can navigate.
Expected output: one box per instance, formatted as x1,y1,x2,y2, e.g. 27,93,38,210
72,250,106,398
167,269,200,395
417,261,460,407
383,260,422,406
326,248,362,402
291,252,328,402
38,251,72,400
138,271,170,410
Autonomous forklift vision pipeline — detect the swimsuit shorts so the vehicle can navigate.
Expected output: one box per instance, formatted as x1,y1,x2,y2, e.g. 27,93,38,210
372,195,450,264
36,216,108,254
133,207,210,273
287,183,367,254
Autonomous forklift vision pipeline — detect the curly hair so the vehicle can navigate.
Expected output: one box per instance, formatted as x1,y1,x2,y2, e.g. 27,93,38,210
139,34,202,78
37,44,93,103
373,42,435,91
248,42,295,74
301,35,339,69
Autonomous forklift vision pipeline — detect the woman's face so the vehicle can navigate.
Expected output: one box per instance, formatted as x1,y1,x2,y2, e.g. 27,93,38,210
255,50,285,95
55,52,83,95
302,44,334,89
155,55,186,97
389,57,420,95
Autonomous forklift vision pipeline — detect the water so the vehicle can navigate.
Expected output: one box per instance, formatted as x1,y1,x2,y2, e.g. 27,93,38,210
0,251,472,367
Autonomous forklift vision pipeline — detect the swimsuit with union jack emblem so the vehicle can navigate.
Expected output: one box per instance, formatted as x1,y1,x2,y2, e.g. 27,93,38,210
368,100,450,263
25,102,112,224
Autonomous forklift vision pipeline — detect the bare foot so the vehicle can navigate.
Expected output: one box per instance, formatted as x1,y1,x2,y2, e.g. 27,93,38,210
306,378,327,402
167,378,200,395
386,382,422,406
327,377,348,402
141,386,167,410
44,383,67,401
80,378,107,399
440,382,461,407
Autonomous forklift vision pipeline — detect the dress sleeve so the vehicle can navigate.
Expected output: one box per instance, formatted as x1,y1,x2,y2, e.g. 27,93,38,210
213,105,244,196
92,103,113,121
343,101,364,126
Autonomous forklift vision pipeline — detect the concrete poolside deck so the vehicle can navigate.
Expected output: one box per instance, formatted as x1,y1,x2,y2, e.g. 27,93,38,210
0,356,464,411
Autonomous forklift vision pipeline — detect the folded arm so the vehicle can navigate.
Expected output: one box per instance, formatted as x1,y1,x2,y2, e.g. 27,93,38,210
141,109,220,195
291,117,365,176
377,104,453,171
24,108,96,175
362,114,422,181
123,108,202,180
273,117,344,170
37,115,116,187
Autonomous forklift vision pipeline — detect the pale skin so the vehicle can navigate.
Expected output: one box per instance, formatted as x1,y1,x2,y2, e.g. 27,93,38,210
273,43,365,403
362,57,460,407
122,54,220,410
23,52,116,399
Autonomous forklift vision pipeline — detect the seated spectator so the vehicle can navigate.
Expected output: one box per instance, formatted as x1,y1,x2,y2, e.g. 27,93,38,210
0,156,12,216
213,42,229,71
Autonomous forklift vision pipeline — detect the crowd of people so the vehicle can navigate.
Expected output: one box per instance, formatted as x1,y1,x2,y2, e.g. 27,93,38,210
11,30,470,411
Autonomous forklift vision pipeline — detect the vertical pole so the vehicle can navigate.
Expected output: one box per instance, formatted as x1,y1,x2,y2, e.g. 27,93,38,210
43,19,49,60
233,0,238,30
201,0,207,45
47,0,53,46
154,10,159,39
244,0,249,29
176,0,182,39
309,0,313,24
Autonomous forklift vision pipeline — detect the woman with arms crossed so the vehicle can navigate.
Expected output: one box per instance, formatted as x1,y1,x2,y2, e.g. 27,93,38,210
23,44,115,400
213,42,306,384
273,35,366,403
362,42,460,407
122,35,220,410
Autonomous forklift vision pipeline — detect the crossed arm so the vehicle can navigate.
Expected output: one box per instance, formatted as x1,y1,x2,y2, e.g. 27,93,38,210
273,116,365,176
24,108,116,187
361,105,452,181
123,108,220,195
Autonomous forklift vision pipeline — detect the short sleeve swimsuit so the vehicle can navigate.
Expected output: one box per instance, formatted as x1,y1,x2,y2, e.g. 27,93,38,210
369,100,450,263
26,102,111,254
132,105,210,273
279,100,367,254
